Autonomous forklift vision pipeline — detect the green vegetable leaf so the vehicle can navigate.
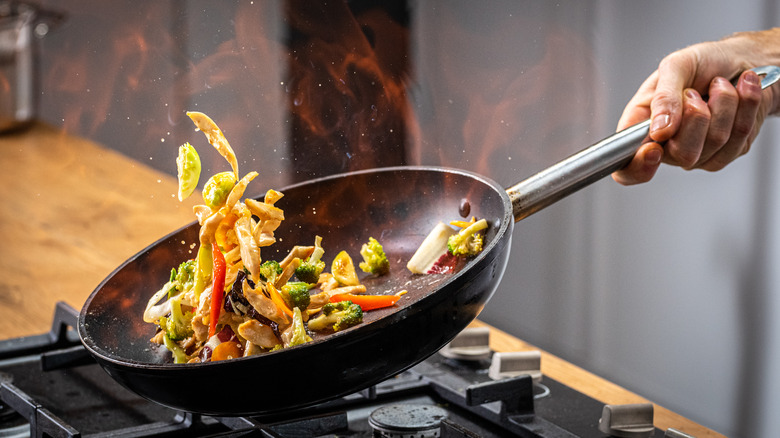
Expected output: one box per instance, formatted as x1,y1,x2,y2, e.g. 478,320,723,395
176,142,201,201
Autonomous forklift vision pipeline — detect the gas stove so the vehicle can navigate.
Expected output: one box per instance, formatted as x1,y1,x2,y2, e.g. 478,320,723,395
0,302,691,438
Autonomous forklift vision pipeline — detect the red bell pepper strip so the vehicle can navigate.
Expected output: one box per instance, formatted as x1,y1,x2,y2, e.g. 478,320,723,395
329,293,401,311
208,242,226,338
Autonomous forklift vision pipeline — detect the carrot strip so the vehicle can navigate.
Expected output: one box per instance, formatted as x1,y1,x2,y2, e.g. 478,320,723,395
329,293,400,311
267,283,293,318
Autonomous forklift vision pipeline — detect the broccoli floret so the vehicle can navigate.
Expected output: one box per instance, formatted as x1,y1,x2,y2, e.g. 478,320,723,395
167,260,196,298
359,237,390,275
161,297,194,341
281,282,311,311
307,301,363,332
287,307,312,347
447,219,488,257
162,331,188,363
258,260,283,283
295,260,324,284
175,260,196,285
295,236,325,283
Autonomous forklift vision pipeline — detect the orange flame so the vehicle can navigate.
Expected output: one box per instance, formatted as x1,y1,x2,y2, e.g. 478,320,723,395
37,1,599,190
284,0,412,181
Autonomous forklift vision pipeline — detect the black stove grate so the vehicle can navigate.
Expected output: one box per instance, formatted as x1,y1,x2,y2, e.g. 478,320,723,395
0,302,667,438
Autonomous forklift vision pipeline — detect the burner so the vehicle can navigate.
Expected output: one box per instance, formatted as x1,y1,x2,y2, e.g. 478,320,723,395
0,304,678,437
0,406,27,438
0,373,27,438
368,404,449,438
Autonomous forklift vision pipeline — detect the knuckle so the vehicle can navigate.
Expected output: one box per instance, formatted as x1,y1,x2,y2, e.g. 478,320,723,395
711,82,739,105
700,158,728,172
684,98,711,120
651,93,679,115
671,148,701,169
741,89,762,107
731,119,755,138
705,128,730,149
659,51,696,75
689,111,711,127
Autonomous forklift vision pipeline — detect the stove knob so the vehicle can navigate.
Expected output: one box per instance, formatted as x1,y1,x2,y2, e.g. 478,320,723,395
598,403,654,438
439,326,491,361
488,350,542,383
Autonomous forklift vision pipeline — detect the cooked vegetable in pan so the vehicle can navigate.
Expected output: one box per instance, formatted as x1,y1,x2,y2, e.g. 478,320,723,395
144,111,487,363
407,217,488,274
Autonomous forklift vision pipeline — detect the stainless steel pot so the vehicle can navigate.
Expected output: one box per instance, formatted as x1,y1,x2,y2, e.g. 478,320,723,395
0,2,62,132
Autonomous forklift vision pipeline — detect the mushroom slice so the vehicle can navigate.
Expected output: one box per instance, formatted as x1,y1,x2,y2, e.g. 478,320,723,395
242,280,289,326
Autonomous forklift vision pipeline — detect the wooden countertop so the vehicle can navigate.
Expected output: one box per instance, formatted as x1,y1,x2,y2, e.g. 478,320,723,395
0,123,723,437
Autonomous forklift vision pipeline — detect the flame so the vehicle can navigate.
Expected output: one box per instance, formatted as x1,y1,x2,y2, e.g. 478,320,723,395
406,5,602,181
38,1,416,189
37,1,599,191
284,0,413,181
40,2,186,170
462,33,599,174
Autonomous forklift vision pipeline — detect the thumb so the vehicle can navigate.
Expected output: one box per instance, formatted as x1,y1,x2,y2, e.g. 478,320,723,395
648,58,692,142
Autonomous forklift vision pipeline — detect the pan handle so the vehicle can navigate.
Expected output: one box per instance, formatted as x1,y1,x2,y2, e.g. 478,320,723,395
507,65,780,222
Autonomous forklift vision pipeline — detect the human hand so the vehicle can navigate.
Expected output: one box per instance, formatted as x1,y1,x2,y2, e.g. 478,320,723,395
612,28,780,185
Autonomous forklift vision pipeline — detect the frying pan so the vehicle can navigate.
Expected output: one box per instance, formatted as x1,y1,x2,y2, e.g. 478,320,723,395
78,66,780,416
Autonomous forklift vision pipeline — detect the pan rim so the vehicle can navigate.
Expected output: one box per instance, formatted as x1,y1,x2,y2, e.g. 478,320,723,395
77,165,513,372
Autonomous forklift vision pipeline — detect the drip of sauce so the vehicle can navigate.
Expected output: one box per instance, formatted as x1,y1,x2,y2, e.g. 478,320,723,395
428,252,459,274
459,198,471,218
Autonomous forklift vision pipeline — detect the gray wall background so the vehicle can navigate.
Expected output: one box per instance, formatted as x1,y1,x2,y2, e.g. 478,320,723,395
410,2,778,437
32,1,779,436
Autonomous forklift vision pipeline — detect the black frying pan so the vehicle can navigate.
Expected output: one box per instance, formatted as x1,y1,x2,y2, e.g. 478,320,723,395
78,66,780,416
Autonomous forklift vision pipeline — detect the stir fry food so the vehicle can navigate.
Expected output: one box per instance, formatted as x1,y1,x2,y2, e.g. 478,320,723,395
144,112,403,363
406,217,489,274
144,111,488,364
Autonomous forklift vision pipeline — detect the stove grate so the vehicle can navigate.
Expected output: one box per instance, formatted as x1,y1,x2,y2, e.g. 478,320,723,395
0,302,669,438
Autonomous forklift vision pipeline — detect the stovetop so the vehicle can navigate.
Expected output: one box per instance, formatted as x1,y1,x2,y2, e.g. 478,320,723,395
0,302,685,438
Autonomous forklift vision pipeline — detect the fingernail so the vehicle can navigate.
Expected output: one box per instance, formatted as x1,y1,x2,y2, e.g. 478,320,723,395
646,147,662,166
650,114,670,133
685,89,700,100
714,76,731,87
744,71,760,86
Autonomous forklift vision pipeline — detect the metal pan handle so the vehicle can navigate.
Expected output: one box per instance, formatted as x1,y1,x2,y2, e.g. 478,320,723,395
507,65,780,222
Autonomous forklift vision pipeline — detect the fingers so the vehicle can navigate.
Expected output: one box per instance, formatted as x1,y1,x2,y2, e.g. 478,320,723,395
646,54,697,143
613,68,764,185
699,70,762,171
693,77,739,166
612,142,664,186
663,88,711,169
